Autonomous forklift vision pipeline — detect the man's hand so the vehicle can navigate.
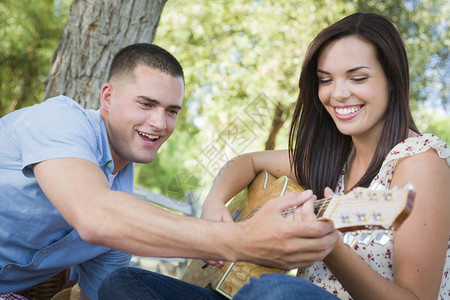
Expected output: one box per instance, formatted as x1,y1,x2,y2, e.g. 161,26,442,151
234,191,339,270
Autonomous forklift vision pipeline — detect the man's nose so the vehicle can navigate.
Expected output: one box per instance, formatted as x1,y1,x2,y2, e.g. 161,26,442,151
149,108,166,130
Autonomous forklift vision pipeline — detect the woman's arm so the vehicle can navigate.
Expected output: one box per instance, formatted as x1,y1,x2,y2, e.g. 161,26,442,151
323,149,450,299
202,149,295,220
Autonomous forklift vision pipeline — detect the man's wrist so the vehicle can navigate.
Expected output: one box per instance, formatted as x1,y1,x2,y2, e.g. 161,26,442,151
216,221,243,262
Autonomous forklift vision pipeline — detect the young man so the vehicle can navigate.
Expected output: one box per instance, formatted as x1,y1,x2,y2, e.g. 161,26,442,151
0,44,338,299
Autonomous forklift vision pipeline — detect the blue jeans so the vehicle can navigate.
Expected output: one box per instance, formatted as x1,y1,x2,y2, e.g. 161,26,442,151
234,273,339,299
99,267,338,300
98,267,226,300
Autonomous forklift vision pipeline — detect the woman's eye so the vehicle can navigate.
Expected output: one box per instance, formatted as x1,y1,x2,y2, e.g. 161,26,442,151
352,76,368,82
318,78,332,84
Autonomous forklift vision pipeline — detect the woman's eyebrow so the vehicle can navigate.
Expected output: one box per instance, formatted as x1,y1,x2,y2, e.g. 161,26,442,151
317,66,370,74
346,66,370,73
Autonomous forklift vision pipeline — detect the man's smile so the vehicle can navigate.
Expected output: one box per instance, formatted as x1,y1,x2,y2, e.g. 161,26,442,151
138,131,160,142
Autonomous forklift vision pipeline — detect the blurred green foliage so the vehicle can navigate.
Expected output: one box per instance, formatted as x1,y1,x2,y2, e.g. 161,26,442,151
145,0,449,195
0,0,70,114
414,107,450,144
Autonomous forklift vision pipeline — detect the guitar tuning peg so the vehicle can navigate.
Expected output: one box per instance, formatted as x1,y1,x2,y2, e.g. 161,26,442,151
391,184,398,190
402,182,415,191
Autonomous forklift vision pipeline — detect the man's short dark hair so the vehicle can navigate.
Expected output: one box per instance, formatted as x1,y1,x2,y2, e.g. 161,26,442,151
107,43,184,82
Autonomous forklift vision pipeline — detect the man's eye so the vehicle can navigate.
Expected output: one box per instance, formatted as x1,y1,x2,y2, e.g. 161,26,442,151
140,102,152,107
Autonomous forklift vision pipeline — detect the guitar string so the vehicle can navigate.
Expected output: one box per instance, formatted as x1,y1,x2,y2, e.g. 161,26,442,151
284,191,398,218
314,197,393,218
315,198,392,208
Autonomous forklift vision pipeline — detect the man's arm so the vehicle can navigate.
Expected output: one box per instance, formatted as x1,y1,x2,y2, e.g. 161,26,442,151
34,157,338,270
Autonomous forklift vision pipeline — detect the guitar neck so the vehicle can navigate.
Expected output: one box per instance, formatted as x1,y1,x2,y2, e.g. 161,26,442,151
314,197,329,217
313,187,415,232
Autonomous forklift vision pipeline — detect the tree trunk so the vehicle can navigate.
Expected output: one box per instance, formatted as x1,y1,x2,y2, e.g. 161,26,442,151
44,0,167,109
265,102,295,150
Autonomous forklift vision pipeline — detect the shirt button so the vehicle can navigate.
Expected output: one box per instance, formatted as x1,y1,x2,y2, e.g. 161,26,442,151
106,161,113,169
42,249,49,254
6,265,12,269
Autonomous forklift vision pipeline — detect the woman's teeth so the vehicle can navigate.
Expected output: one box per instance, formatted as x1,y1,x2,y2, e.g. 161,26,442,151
335,106,361,116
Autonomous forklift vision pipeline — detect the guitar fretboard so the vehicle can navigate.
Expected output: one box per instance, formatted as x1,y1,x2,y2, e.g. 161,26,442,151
314,197,331,218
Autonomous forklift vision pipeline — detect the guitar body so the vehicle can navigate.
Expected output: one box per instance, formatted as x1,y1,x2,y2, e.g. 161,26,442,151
181,170,415,299
181,171,303,298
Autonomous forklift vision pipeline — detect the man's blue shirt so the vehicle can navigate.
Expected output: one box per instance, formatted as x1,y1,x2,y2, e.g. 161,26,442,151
0,96,133,299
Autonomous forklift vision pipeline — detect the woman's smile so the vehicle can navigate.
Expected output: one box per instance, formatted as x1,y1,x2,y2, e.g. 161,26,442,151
333,104,364,120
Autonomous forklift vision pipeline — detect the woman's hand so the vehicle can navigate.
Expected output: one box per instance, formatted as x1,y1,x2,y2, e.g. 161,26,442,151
201,200,233,222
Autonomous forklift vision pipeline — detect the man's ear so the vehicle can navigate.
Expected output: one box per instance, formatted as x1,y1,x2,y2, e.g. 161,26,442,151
100,83,113,112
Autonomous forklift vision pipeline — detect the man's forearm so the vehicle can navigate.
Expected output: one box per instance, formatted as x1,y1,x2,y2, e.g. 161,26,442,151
78,189,337,270
78,189,237,262
34,158,337,270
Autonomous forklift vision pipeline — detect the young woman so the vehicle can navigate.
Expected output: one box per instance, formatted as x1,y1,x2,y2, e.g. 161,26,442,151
203,12,450,300
99,12,449,300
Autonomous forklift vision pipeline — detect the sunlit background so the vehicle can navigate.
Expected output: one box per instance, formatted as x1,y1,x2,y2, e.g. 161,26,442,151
1,0,448,202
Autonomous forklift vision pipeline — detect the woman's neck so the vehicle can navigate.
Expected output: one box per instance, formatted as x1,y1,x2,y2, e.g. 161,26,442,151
344,136,378,193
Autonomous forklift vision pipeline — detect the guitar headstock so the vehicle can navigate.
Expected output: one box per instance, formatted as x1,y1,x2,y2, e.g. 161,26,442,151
316,187,415,232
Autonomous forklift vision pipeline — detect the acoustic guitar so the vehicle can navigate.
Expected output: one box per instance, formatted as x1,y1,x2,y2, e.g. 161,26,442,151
181,170,415,299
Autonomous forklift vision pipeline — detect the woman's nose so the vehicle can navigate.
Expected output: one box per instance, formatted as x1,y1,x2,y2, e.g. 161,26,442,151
331,80,351,101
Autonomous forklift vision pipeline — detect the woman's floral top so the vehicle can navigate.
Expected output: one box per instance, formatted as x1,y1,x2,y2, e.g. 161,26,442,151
297,133,450,299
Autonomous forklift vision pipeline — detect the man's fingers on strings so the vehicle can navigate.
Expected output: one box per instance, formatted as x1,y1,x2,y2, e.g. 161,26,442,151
292,219,336,238
276,190,314,215
301,198,317,222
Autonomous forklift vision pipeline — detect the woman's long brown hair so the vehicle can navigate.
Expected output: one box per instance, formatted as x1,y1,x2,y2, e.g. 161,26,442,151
288,12,418,198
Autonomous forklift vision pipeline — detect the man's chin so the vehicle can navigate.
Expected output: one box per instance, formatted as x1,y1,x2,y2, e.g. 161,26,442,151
129,148,160,164
134,157,155,164
137,154,157,164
